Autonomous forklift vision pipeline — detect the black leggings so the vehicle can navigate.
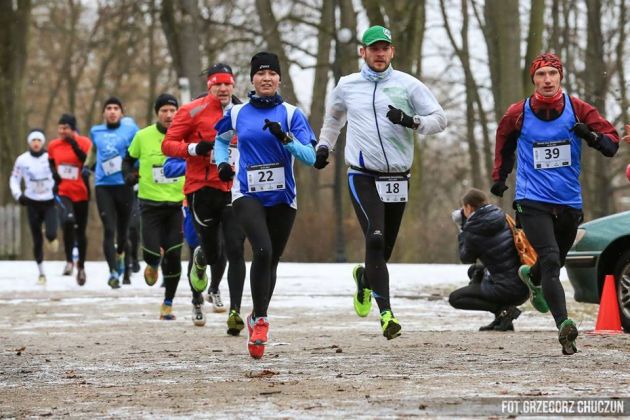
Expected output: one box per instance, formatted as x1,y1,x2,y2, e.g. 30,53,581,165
57,196,88,268
233,197,296,318
140,202,183,302
95,185,134,273
26,200,58,264
348,173,406,313
516,200,583,327
449,277,529,315
125,194,140,272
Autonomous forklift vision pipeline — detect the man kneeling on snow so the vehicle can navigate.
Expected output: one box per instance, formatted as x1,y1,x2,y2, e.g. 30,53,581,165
448,188,529,331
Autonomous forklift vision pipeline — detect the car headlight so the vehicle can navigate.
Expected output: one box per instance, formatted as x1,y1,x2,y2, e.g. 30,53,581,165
572,228,586,248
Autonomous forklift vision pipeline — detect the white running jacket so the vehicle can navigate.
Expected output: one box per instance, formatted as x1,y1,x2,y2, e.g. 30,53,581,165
318,69,447,173
10,151,55,201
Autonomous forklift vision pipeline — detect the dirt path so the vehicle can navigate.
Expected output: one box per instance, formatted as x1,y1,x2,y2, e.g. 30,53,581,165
1,265,629,417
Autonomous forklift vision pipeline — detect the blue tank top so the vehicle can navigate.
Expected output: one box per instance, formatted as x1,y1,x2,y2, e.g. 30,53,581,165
90,122,138,186
515,93,582,209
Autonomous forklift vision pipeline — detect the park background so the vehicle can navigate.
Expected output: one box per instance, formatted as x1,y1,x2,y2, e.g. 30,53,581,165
1,0,629,263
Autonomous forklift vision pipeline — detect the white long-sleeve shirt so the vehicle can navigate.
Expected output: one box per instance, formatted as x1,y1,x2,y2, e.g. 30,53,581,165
318,68,447,173
9,151,55,201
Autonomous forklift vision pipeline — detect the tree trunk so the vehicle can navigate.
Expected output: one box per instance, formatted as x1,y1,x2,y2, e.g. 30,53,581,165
0,0,31,204
522,0,545,97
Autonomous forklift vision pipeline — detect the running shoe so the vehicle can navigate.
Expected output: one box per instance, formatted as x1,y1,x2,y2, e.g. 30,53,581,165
380,310,402,340
208,290,227,313
227,310,245,336
131,259,141,273
108,272,120,289
493,306,521,331
116,252,125,277
247,314,269,359
144,265,159,286
558,318,578,355
518,265,549,313
190,247,208,293
45,238,59,253
76,268,86,286
37,274,46,285
192,303,206,326
352,265,372,317
62,262,74,276
160,303,176,321
479,317,500,331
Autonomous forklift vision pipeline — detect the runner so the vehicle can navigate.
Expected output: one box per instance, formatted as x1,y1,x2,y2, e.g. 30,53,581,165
491,53,619,354
86,97,139,289
161,64,245,333
214,51,317,358
10,129,59,284
48,114,91,285
315,26,447,339
124,93,184,320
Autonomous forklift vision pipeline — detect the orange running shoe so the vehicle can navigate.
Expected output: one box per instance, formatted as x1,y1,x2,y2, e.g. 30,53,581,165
144,265,159,286
247,315,269,359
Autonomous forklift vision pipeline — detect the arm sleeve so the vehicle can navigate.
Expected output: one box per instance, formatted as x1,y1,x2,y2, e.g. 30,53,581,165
572,97,620,157
492,101,524,182
9,157,23,201
85,132,97,169
161,109,194,158
214,111,234,165
163,157,186,178
409,81,448,135
285,108,316,166
458,231,479,264
122,152,138,178
69,137,87,162
318,84,347,150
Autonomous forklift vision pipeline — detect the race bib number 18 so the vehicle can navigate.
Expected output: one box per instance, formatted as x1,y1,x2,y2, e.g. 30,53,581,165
375,175,409,202
247,163,285,192
533,140,571,169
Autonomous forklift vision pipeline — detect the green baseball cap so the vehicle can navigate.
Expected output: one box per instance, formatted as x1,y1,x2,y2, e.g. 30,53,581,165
362,25,392,46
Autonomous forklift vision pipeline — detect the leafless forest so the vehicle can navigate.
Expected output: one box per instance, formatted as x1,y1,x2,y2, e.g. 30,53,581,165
1,0,629,262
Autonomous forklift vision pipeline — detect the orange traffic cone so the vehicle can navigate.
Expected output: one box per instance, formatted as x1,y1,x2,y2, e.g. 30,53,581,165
591,274,623,334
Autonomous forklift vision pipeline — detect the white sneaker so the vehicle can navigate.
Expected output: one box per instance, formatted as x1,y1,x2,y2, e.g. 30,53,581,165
37,274,46,285
208,290,227,313
192,303,206,326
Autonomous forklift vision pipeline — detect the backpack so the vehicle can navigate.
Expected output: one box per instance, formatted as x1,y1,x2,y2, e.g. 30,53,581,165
505,214,538,266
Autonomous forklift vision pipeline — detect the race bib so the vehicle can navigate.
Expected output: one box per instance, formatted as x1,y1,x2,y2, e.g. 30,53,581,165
58,164,79,180
152,165,178,184
210,146,239,167
102,155,122,176
32,179,50,195
247,163,285,192
533,140,571,169
375,175,408,202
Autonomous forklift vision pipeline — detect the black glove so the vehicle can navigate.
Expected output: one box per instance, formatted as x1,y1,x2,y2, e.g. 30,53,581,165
218,162,235,182
490,180,508,197
124,171,139,186
386,105,415,128
18,195,29,206
195,141,214,156
572,123,599,147
263,119,291,145
467,264,485,285
314,147,329,169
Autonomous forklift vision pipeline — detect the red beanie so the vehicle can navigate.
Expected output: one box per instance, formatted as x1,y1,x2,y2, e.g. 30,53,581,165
530,53,563,82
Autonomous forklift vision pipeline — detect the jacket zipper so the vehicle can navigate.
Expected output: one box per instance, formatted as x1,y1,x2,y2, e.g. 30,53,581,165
372,82,390,173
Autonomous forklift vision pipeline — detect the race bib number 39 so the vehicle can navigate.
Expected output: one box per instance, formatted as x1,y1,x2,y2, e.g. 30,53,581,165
375,175,408,202
247,163,285,192
102,155,122,176
533,140,571,169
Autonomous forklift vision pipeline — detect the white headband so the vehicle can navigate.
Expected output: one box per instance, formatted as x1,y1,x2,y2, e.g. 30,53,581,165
27,131,46,145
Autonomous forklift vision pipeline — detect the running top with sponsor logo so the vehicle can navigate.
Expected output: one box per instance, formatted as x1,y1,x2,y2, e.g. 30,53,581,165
90,120,138,186
128,124,184,203
48,135,92,201
10,151,55,201
214,99,316,208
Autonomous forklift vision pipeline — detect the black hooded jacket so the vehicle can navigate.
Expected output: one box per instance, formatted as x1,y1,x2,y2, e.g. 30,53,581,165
458,204,521,286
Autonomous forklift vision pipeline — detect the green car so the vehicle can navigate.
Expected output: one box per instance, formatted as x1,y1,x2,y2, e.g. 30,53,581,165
565,211,630,332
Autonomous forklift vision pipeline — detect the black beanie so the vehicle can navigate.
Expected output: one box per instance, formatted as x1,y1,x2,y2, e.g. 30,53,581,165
206,63,233,77
250,52,281,81
154,93,179,114
58,113,77,131
103,96,123,112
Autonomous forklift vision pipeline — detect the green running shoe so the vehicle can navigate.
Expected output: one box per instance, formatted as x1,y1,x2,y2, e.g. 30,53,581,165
380,310,402,340
227,310,245,336
518,265,549,313
558,318,578,355
352,265,372,317
190,246,208,293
